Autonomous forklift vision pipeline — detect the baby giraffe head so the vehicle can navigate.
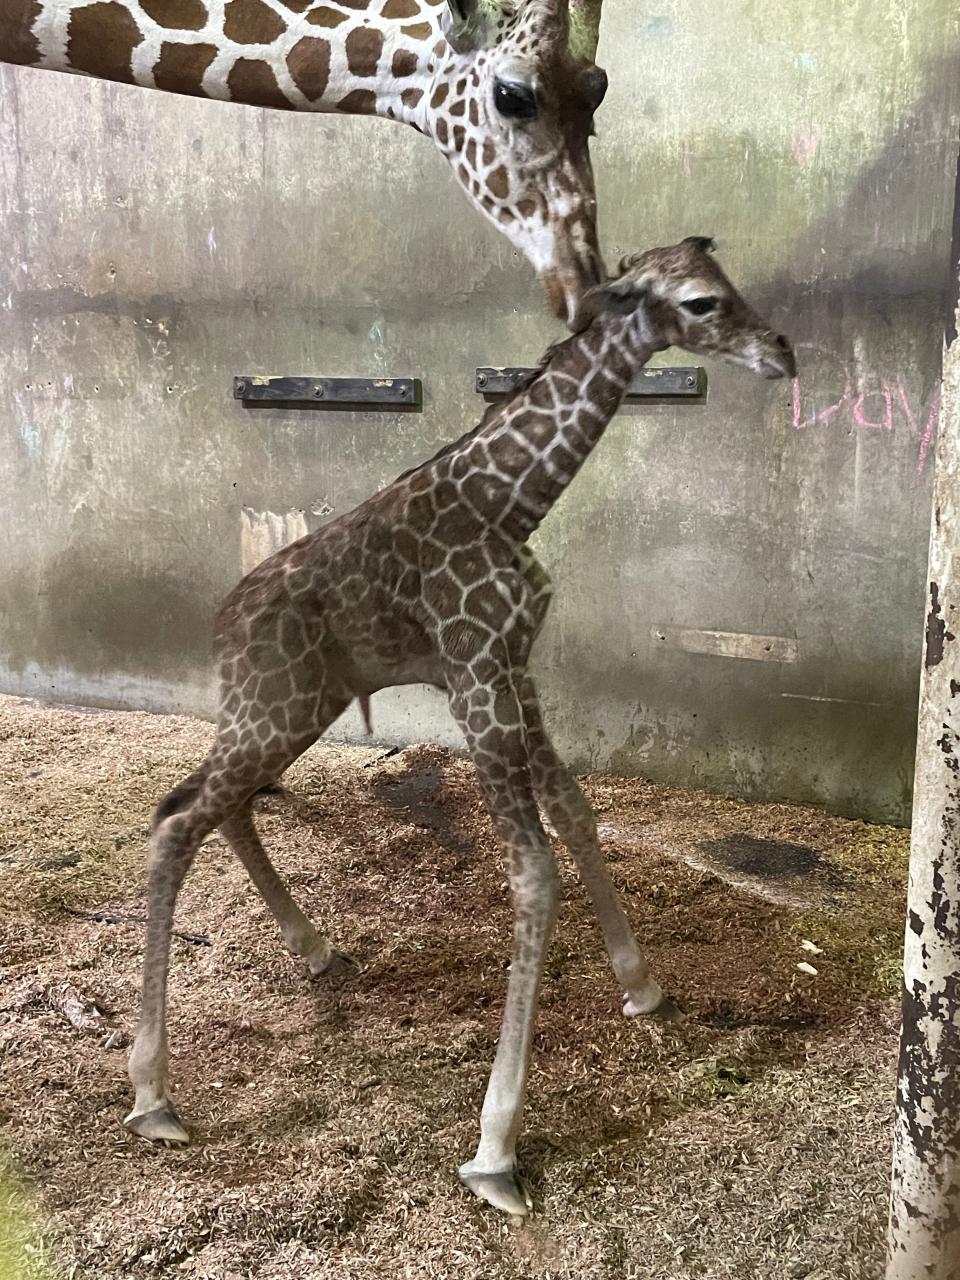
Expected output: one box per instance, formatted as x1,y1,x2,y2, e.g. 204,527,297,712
578,236,797,379
431,0,608,325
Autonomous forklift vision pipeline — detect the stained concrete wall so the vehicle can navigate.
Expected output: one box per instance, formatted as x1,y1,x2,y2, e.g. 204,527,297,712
1,1,958,823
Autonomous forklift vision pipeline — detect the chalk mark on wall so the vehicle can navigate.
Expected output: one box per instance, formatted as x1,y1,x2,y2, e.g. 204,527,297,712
791,342,941,477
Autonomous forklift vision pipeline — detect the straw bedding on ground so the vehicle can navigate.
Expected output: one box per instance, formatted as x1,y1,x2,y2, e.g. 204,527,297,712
0,695,908,1278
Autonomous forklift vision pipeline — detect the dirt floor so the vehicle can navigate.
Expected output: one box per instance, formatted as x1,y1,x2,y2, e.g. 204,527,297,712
0,694,910,1280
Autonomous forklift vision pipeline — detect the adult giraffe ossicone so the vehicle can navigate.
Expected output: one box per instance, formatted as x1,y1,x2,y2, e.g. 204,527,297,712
0,0,608,321
125,238,796,1215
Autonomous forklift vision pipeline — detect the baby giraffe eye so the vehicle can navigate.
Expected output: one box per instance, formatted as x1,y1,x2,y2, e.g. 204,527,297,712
493,79,538,121
681,297,718,317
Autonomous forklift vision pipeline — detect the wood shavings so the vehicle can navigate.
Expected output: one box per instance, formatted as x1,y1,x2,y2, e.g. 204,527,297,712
0,694,907,1279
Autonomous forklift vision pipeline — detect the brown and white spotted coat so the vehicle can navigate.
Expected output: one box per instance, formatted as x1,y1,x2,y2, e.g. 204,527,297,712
124,237,796,1215
0,0,608,320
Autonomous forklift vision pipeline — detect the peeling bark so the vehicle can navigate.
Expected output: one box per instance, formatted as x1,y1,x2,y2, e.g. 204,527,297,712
887,288,960,1277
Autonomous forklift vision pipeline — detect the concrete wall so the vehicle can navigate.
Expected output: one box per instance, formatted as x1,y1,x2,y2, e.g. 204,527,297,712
1,1,958,824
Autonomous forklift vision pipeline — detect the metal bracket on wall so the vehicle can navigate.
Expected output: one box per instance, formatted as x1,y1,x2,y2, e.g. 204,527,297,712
475,366,707,402
233,376,422,410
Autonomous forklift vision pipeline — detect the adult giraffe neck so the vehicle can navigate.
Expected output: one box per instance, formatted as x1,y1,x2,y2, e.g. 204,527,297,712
5,0,443,126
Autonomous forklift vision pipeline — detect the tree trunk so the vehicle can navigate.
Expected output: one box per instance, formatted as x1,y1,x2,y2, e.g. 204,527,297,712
886,190,960,1277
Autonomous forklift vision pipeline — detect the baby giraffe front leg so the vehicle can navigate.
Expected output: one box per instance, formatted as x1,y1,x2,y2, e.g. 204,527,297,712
449,676,560,1216
518,676,683,1023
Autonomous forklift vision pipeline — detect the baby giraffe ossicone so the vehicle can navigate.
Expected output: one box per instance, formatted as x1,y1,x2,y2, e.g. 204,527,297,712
126,237,796,1215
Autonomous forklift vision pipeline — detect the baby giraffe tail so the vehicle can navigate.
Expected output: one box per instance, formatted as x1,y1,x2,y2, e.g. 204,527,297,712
358,695,373,735
150,761,212,832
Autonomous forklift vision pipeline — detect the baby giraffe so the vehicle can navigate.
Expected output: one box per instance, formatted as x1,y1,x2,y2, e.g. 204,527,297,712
127,237,796,1215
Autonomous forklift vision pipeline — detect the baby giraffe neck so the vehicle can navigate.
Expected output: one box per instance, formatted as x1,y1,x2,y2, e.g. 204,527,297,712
472,308,656,541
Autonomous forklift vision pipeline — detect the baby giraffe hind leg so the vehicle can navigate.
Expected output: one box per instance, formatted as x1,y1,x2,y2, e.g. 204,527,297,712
125,703,342,1144
125,758,259,1146
220,803,355,978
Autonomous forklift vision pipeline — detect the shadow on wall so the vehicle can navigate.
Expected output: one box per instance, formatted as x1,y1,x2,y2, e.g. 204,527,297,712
757,51,960,429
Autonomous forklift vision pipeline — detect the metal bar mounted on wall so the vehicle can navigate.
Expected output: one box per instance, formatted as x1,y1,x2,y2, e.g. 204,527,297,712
475,366,707,401
233,376,422,410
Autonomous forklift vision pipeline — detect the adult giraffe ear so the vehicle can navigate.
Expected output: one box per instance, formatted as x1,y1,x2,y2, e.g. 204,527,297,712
442,0,500,52
571,277,647,331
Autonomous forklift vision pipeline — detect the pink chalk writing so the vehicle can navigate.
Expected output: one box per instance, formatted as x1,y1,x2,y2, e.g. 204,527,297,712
790,343,941,477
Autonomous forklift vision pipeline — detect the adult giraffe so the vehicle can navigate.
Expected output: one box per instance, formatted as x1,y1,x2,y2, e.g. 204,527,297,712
0,0,609,321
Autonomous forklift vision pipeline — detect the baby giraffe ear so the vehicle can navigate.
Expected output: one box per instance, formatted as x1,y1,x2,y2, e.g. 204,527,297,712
683,235,716,253
572,278,647,331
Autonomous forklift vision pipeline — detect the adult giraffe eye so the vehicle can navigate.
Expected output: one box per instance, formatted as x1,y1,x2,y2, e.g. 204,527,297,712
681,297,718,317
493,79,538,121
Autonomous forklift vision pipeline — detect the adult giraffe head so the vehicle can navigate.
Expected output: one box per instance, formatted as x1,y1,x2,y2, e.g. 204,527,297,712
426,0,608,324
1,0,608,322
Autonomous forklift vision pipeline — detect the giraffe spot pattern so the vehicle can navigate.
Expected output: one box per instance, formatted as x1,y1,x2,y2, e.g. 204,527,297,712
0,0,42,64
401,87,423,109
306,5,348,25
345,25,383,76
154,39,217,94
228,57,291,108
487,165,509,199
400,21,431,38
481,139,495,166
276,0,312,8
224,0,287,44
337,87,377,112
287,35,330,100
140,0,207,29
391,47,418,76
67,2,140,84
430,82,447,108
381,0,419,15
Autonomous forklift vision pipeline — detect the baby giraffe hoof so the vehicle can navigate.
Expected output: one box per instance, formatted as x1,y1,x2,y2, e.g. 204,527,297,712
307,946,357,980
124,1102,190,1146
624,992,687,1024
459,1164,530,1216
